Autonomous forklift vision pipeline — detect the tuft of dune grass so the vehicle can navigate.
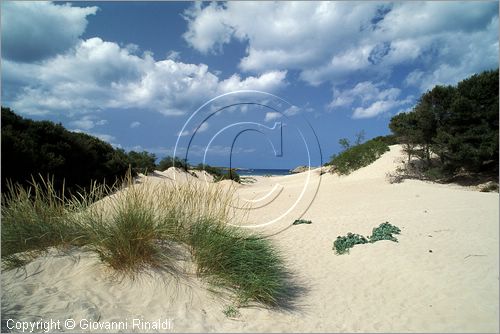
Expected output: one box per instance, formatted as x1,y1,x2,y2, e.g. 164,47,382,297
1,177,92,258
188,220,289,306
1,174,293,307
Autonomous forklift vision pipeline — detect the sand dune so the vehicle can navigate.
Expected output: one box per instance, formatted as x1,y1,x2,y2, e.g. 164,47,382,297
2,146,498,332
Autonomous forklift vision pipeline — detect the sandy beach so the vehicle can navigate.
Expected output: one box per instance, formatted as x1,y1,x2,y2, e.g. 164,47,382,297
2,146,499,333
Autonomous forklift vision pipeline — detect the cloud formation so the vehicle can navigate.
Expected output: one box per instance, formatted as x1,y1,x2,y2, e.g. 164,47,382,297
70,115,107,130
1,1,97,62
330,81,413,119
183,2,498,90
130,121,141,129
3,37,287,116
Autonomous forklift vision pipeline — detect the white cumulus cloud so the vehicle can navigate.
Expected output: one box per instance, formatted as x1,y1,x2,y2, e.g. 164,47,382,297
330,81,413,119
130,121,141,128
4,38,287,116
264,112,282,122
1,1,98,62
183,1,498,89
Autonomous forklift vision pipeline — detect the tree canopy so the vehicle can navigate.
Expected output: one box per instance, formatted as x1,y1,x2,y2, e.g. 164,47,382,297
1,107,130,193
389,68,498,175
1,107,242,192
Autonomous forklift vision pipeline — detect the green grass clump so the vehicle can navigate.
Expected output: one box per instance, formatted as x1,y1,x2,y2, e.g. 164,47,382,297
188,220,288,306
85,192,165,272
222,305,241,318
329,139,389,175
333,233,368,255
0,177,100,258
2,175,292,307
333,222,401,255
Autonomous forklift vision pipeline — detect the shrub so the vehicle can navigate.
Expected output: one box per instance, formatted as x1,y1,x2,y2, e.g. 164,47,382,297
423,166,449,181
195,164,241,183
1,107,130,194
158,156,188,171
480,182,499,192
218,168,241,183
329,139,389,175
127,151,157,175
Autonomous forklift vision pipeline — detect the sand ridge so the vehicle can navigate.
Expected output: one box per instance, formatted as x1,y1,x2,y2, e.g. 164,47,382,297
2,145,498,332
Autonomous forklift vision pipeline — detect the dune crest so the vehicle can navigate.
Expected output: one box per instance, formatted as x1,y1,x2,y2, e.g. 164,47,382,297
2,145,498,333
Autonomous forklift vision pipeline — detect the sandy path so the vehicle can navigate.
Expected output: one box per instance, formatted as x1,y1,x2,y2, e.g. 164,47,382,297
2,146,498,332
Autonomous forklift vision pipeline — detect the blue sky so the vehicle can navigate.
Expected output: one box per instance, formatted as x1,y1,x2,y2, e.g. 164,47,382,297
1,1,498,168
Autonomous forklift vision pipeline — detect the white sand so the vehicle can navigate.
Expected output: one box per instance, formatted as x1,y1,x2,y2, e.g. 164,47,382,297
2,146,498,332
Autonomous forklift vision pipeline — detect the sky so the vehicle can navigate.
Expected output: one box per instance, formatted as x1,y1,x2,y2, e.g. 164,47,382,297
1,1,498,169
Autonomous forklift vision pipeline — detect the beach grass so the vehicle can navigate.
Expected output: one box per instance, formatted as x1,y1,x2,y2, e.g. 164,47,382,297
188,220,289,305
1,177,92,258
1,174,291,306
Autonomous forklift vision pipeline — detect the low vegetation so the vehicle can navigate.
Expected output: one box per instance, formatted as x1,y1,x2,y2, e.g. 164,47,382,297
292,219,312,225
157,156,189,171
222,304,241,318
328,138,390,175
194,164,241,183
333,222,401,255
333,233,368,255
1,175,289,306
189,221,288,305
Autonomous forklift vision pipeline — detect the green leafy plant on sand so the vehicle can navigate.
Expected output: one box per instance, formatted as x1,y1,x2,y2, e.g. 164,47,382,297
333,222,401,255
292,219,312,225
333,233,368,255
369,222,401,243
1,175,293,307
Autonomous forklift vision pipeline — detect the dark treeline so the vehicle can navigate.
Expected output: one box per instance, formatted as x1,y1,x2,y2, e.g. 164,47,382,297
2,107,129,193
1,107,239,193
389,68,498,178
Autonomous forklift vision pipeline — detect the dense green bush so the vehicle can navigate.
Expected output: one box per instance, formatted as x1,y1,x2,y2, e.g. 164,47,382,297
389,69,498,176
329,139,390,175
1,107,130,193
158,156,188,171
127,150,156,175
371,134,399,146
194,164,241,183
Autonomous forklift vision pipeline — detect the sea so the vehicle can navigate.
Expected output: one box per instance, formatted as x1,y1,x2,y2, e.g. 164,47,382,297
236,168,291,176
